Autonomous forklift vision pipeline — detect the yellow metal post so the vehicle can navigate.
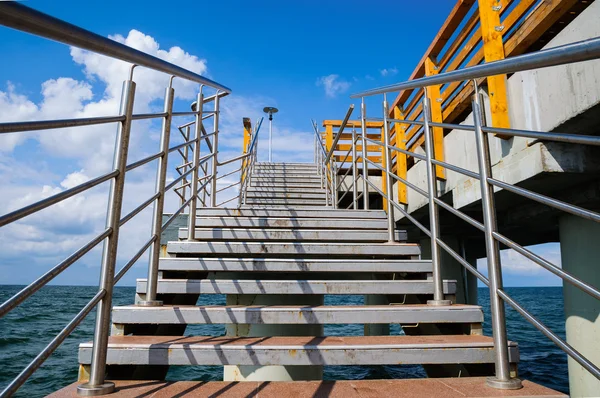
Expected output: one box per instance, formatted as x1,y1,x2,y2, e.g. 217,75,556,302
241,117,252,183
424,57,446,180
392,106,408,205
380,126,387,210
325,124,333,154
478,0,511,135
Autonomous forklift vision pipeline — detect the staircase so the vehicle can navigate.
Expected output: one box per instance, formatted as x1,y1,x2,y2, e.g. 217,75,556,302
73,162,559,397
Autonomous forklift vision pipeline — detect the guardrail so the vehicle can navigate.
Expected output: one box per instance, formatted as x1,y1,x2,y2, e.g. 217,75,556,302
0,3,261,397
316,35,600,389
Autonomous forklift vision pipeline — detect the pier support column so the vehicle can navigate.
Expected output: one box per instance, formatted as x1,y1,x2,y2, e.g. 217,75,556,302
559,215,600,397
223,293,324,381
420,236,478,305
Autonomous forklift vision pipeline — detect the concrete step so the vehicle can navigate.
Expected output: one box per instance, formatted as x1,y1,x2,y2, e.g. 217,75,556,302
136,279,456,295
79,335,518,366
178,228,407,242
194,217,387,229
195,208,386,219
158,258,432,273
112,304,483,325
246,187,325,193
252,176,321,182
243,199,327,206
244,191,326,199
253,172,321,177
52,378,567,398
166,241,421,258
250,182,323,188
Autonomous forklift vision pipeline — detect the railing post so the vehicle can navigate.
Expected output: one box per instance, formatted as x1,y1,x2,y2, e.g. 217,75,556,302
382,94,396,242
351,127,358,210
180,125,191,205
422,93,451,307
472,81,522,390
139,79,175,307
210,92,220,207
187,88,204,238
77,77,136,396
360,97,370,209
332,162,338,209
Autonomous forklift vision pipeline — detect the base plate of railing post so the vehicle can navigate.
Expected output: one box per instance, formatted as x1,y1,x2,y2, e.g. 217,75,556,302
137,300,163,307
76,381,115,396
426,299,452,306
486,376,523,390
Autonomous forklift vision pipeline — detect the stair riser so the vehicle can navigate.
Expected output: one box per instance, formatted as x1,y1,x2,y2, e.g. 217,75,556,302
178,229,406,242
193,219,387,229
79,346,518,366
245,192,326,199
136,280,455,295
112,306,483,325
194,209,387,219
250,183,323,188
167,242,421,257
158,258,432,273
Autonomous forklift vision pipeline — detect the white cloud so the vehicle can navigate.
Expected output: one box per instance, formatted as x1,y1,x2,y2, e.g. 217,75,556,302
316,74,351,98
477,243,562,280
380,67,398,77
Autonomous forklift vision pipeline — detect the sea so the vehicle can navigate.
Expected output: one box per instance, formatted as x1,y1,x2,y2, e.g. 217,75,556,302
0,286,568,397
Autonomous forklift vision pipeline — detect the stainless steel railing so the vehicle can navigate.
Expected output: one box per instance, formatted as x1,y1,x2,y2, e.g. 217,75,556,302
0,3,262,397
315,35,600,389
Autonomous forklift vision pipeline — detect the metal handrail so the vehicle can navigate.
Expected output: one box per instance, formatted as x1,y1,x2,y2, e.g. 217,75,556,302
0,4,249,395
351,36,600,98
0,3,231,92
341,37,600,387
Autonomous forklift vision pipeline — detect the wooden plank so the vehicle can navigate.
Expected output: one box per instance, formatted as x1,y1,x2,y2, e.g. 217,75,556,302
323,120,383,128
337,144,381,152
393,106,408,205
424,57,446,180
477,0,510,133
503,0,579,56
380,126,387,210
325,133,381,140
242,117,252,179
335,155,382,163
325,124,333,154
389,0,477,112
438,8,481,71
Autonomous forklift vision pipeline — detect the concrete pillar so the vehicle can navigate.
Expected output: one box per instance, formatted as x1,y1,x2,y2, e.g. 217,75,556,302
420,236,478,305
223,293,324,381
559,215,600,397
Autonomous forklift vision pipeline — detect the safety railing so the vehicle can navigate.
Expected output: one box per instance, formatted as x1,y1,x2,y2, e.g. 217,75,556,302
323,35,600,389
311,105,354,208
0,3,261,397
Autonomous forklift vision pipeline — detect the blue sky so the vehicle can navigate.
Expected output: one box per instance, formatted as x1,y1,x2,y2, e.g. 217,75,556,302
0,0,562,287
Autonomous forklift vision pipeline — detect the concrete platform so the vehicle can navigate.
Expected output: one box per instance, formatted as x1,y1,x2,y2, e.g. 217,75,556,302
50,378,567,398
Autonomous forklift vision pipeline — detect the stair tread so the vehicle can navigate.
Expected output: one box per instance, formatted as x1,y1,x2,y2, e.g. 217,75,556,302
50,378,567,398
195,208,386,218
136,279,456,295
84,334,513,348
158,257,432,273
112,304,483,324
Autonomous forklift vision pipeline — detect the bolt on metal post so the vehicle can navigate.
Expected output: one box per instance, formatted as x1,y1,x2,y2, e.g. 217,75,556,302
351,127,358,210
472,82,522,390
422,93,451,306
382,95,396,242
360,97,370,209
187,89,204,238
210,93,220,207
77,78,136,397
140,81,175,307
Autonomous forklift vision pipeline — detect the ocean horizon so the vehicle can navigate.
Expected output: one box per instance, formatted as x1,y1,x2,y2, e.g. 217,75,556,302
0,285,568,397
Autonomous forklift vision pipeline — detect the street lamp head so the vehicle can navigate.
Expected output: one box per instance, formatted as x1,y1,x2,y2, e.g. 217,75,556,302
263,106,278,121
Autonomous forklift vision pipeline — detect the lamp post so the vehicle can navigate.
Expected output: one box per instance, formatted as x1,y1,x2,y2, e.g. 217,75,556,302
263,106,278,162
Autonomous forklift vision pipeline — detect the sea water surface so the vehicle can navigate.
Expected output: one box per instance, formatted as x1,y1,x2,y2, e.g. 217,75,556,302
0,286,568,397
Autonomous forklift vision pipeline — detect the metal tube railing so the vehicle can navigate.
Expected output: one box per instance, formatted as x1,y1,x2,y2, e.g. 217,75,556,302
0,3,231,92
382,95,396,242
360,98,370,209
79,78,136,395
187,89,204,241
0,115,125,134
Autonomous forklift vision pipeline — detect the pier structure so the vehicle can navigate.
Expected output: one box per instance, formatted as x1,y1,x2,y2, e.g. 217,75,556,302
0,1,598,397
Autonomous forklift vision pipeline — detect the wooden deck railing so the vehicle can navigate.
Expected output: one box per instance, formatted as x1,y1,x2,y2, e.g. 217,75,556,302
323,0,591,208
